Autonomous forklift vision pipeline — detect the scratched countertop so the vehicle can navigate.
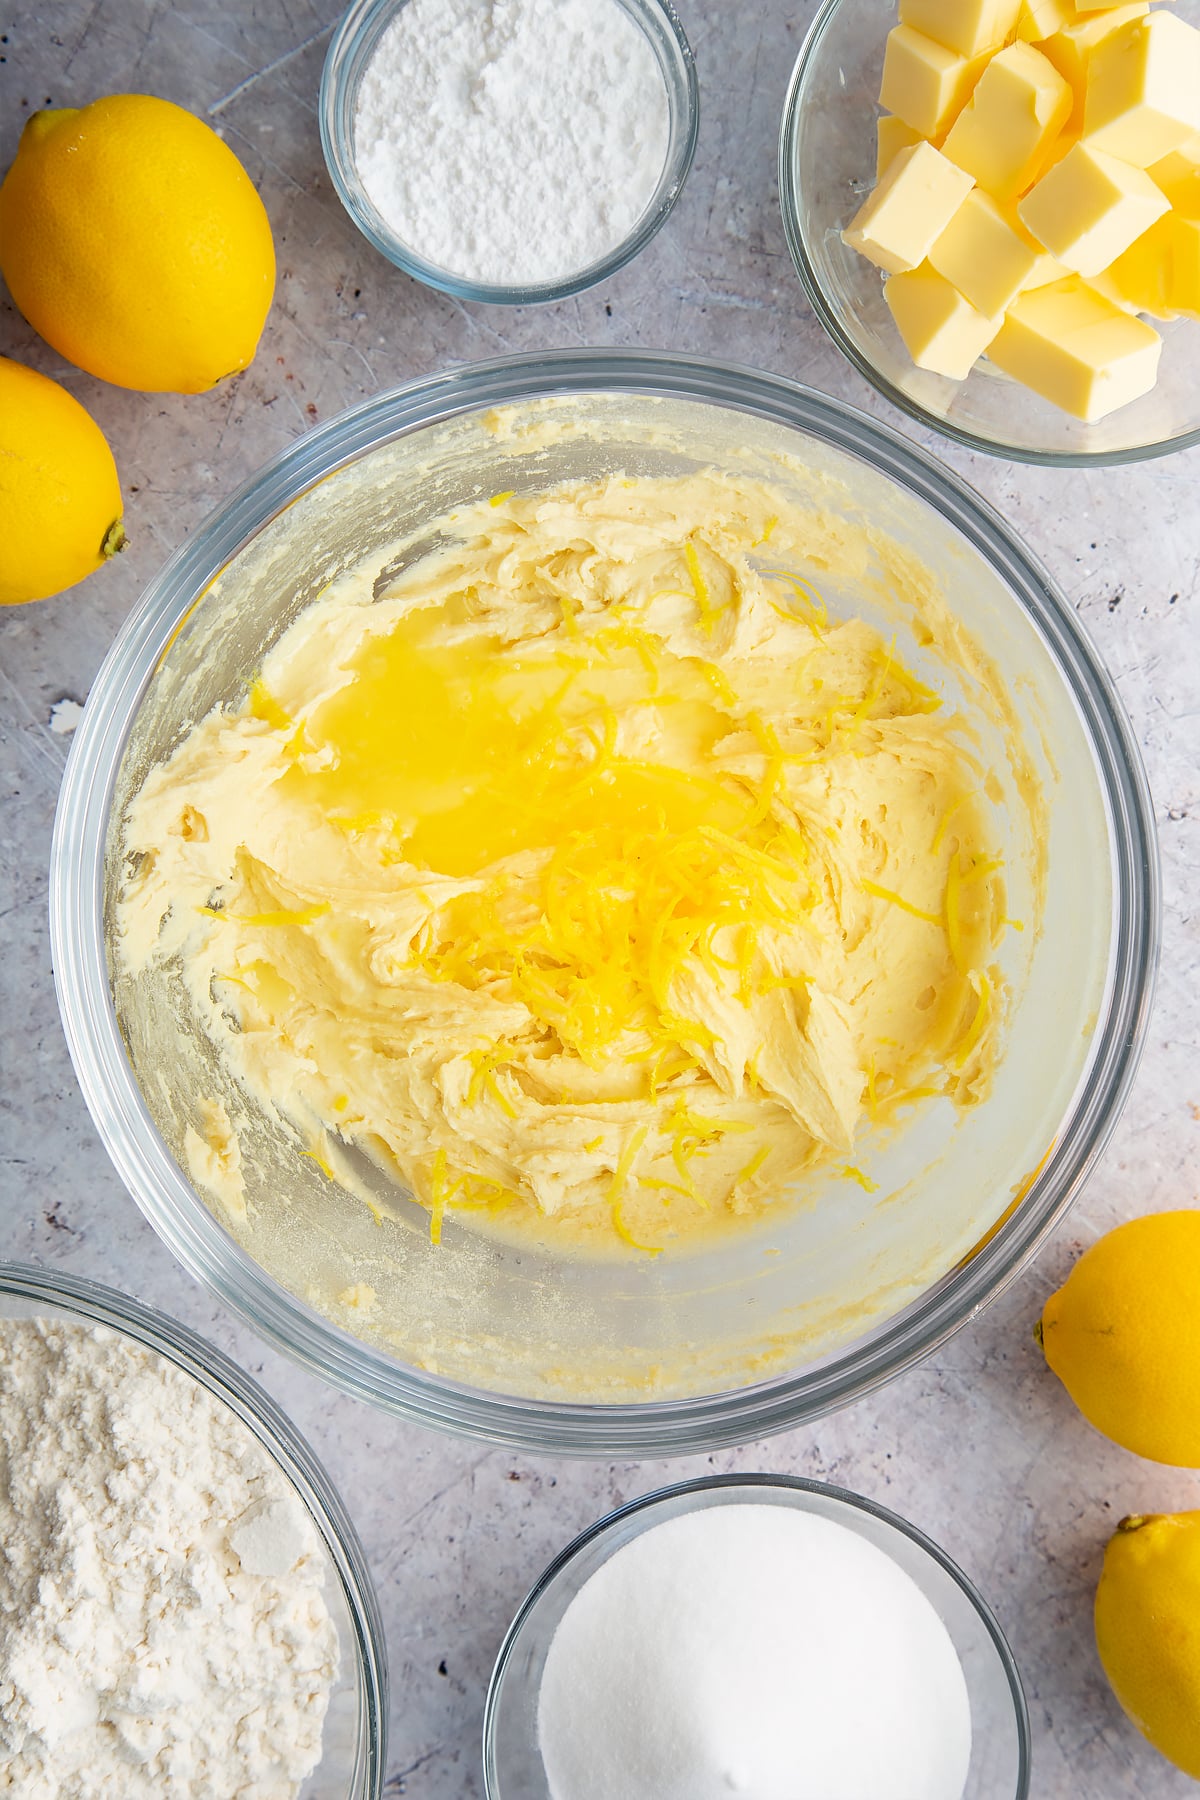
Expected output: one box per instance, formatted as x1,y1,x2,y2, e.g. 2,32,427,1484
1,3,1199,1795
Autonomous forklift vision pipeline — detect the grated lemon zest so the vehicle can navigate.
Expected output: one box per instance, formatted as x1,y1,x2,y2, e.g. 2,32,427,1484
840,1163,880,1193
861,879,941,926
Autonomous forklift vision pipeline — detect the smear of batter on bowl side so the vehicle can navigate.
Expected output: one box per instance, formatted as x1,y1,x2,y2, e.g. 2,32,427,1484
119,470,1011,1255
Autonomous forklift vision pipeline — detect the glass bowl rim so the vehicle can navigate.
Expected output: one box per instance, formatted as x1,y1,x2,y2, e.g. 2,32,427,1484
777,0,1200,469
482,1470,1032,1800
317,0,700,305
0,1258,389,1799
49,346,1160,1457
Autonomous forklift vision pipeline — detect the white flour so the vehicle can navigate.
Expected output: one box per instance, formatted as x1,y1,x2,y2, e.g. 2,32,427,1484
537,1503,973,1800
0,1317,338,1799
353,0,671,285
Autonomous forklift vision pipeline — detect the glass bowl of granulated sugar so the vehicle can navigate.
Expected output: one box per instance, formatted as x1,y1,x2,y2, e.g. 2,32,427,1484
484,1474,1031,1800
319,0,698,303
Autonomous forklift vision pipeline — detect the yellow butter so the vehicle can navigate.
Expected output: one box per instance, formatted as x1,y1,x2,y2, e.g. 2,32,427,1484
928,189,1047,312
1084,11,1200,166
884,262,1003,377
880,26,990,139
942,42,1072,198
1019,139,1168,273
1147,144,1200,195
1000,197,1073,285
877,114,922,176
988,275,1162,417
1017,0,1077,41
1039,3,1148,132
1105,210,1200,314
843,140,976,274
899,0,1022,58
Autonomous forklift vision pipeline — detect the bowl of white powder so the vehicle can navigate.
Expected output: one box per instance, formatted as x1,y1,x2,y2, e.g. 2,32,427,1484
319,0,698,302
0,1262,387,1800
484,1474,1031,1800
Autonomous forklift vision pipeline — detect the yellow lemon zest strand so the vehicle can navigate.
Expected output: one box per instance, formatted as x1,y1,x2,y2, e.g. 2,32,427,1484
840,1163,880,1193
204,901,331,927
684,539,726,637
932,791,973,855
332,1094,349,1111
302,1146,335,1181
860,879,942,927
248,678,292,732
864,1054,879,1121
953,969,993,1069
757,514,779,544
761,568,827,639
733,1144,771,1190
696,659,736,706
489,490,514,507
428,1147,463,1246
583,1135,604,1154
609,1126,659,1252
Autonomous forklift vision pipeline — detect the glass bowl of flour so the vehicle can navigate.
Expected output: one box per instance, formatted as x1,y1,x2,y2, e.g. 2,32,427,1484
0,1263,387,1800
483,1474,1031,1800
318,0,699,302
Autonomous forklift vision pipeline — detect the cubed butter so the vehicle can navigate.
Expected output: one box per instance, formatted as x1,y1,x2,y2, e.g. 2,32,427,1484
1084,11,1200,165
1017,0,1077,42
1147,144,1200,195
1074,0,1166,10
1106,210,1200,313
843,141,976,275
884,263,1003,377
988,276,1162,418
880,26,990,139
1018,139,1168,273
942,42,1073,198
877,114,922,177
899,0,1022,57
928,189,1047,312
1040,3,1148,132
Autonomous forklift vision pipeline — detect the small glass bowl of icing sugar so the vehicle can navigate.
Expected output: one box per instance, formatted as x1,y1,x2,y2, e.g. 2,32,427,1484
484,1474,1031,1800
320,0,699,303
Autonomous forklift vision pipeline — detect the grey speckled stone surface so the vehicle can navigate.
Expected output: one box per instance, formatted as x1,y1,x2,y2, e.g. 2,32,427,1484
1,3,1199,1795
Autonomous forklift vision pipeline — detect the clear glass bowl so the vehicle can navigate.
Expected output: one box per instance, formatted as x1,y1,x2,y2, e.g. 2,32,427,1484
483,1473,1031,1799
51,350,1158,1455
318,0,699,304
0,1261,387,1800
779,0,1200,464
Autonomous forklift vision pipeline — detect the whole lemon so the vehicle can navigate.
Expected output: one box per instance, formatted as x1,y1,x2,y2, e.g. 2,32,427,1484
0,355,124,606
1039,1209,1200,1464
1095,1511,1200,1778
0,95,275,393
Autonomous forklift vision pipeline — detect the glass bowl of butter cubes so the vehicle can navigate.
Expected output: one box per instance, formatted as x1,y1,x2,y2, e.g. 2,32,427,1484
780,0,1200,462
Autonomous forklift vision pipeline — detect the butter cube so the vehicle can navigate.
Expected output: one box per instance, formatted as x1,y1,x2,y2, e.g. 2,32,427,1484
928,189,1047,312
899,0,1022,58
988,276,1162,418
1040,4,1148,132
877,114,922,177
1019,140,1168,273
884,263,1003,377
880,26,990,139
942,42,1073,198
1085,12,1200,165
1106,210,1200,314
1017,0,1077,42
843,141,976,275
1148,144,1200,195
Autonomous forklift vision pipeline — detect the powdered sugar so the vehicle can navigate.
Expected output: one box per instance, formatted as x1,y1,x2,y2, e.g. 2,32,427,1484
352,0,671,286
0,1317,338,1799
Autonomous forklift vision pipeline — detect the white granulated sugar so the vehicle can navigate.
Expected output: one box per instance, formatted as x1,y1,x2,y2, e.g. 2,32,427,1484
353,0,671,285
537,1503,973,1800
0,1318,338,1799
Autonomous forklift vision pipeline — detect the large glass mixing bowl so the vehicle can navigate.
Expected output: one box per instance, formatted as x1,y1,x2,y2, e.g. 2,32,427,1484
51,352,1158,1455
